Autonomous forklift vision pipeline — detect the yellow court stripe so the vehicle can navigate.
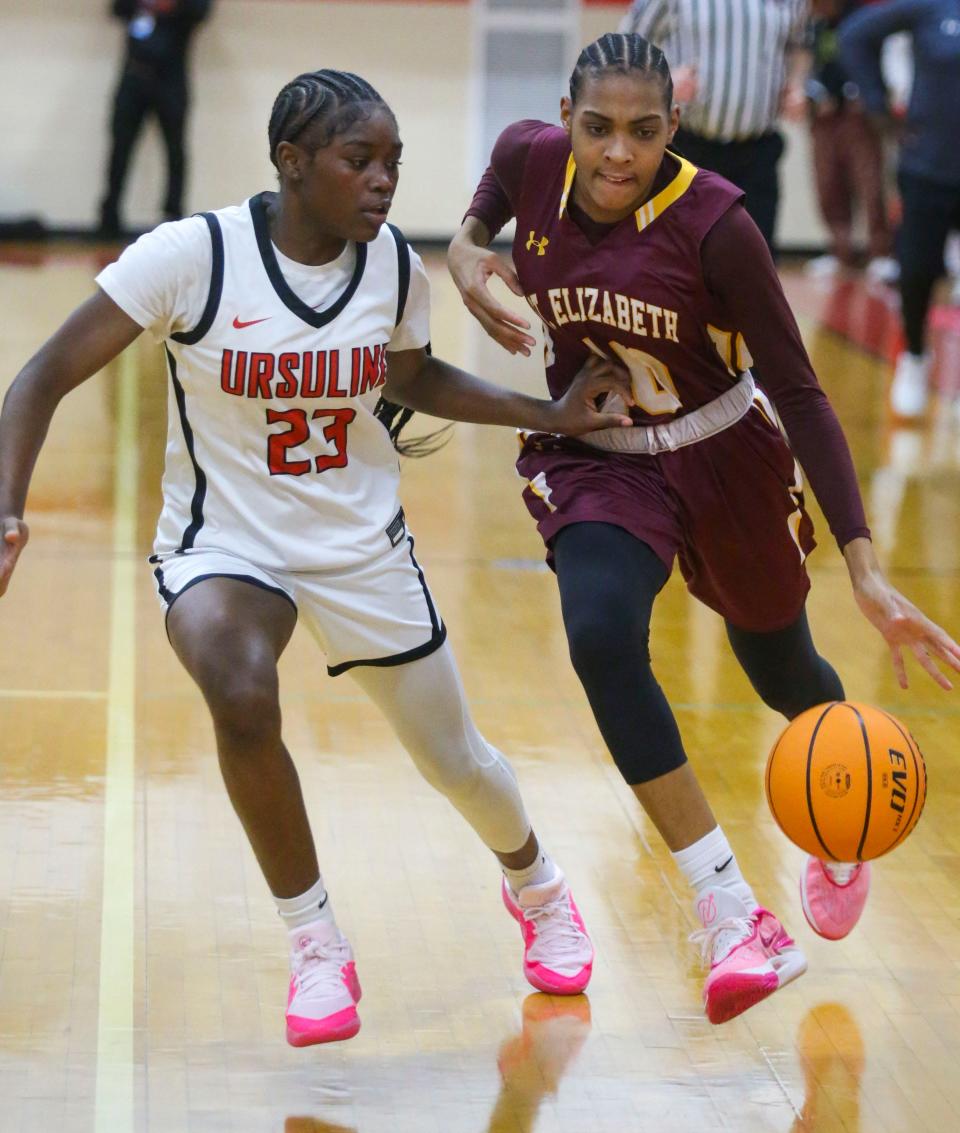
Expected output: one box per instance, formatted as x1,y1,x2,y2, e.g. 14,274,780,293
0,688,106,699
95,346,139,1133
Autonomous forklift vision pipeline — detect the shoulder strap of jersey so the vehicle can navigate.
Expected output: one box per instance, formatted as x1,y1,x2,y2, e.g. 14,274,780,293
387,223,410,328
170,212,224,345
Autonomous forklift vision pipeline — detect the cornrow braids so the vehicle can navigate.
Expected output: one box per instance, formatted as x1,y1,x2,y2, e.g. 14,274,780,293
569,33,673,109
373,397,453,458
268,69,392,167
373,343,453,458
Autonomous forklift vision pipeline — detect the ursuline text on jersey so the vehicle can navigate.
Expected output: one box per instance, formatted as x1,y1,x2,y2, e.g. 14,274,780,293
220,344,388,399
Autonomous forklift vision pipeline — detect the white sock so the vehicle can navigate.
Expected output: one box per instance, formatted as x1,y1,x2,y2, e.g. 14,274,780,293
273,875,336,931
823,860,860,885
672,826,757,917
502,850,557,895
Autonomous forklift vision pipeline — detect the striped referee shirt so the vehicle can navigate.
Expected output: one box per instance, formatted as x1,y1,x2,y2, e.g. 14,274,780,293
619,0,808,141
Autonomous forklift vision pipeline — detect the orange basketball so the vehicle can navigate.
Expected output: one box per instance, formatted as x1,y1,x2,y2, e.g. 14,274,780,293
765,701,926,862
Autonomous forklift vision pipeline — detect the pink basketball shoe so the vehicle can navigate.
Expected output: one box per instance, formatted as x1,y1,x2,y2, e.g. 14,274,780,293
800,857,872,940
285,922,362,1047
691,887,807,1024
501,870,594,995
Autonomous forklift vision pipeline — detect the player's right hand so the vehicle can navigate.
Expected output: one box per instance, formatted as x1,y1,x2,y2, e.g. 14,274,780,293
546,356,635,435
447,242,537,357
0,517,29,597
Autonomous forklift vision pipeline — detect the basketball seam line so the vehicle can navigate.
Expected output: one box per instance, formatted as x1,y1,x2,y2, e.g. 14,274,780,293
806,702,840,862
876,706,924,855
853,703,872,862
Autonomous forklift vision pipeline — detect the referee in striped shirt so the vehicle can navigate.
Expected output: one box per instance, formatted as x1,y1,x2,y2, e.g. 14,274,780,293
619,0,810,251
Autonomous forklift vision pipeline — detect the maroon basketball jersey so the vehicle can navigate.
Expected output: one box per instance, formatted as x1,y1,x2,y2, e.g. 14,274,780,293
512,124,749,426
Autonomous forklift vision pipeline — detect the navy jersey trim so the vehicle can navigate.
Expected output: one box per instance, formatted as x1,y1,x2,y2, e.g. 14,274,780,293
170,212,224,345
405,534,441,636
326,534,444,676
165,346,208,551
327,623,447,678
387,223,410,327
248,192,368,328
156,569,297,643
157,570,297,613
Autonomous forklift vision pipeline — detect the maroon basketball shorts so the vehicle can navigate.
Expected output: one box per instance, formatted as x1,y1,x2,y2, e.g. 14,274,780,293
516,405,816,632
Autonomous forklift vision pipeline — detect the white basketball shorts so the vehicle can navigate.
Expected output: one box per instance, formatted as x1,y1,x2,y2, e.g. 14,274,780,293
150,525,446,676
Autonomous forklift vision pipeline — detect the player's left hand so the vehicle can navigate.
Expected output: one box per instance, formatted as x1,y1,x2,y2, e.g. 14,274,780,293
0,517,29,598
544,357,634,435
853,572,960,690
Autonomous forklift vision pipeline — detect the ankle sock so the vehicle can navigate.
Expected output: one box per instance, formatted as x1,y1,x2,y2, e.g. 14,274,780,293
823,860,860,885
672,826,757,917
274,875,335,931
502,851,556,895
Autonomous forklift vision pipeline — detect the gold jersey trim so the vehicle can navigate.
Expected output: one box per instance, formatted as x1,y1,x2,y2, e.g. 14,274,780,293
558,150,699,233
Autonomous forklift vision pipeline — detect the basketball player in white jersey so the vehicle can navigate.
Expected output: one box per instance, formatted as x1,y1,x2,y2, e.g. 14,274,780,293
0,70,636,1047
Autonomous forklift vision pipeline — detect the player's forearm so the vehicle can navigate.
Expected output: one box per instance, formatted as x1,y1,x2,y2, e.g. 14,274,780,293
384,355,555,431
842,536,885,592
0,365,61,518
450,216,493,253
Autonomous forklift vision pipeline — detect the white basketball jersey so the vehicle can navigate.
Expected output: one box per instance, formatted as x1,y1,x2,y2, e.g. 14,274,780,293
98,194,428,571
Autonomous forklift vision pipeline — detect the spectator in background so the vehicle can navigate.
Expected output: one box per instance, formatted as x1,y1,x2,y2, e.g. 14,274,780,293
619,0,810,253
805,0,896,282
99,0,213,237
841,0,960,419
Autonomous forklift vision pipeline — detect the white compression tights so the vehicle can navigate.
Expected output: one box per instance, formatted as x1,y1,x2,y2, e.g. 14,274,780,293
349,641,533,855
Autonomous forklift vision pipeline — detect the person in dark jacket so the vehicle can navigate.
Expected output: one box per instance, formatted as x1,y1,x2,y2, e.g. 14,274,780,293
99,0,213,236
841,0,960,419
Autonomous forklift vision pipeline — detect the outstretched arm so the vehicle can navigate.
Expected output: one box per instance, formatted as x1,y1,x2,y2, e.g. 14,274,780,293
0,289,143,596
382,349,633,435
843,538,960,690
703,205,960,690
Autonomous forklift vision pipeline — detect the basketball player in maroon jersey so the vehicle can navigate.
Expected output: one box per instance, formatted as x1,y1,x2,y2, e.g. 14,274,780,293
448,33,960,1024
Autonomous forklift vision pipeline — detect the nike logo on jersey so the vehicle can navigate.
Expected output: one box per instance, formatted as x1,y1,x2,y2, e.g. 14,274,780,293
714,855,734,873
233,315,272,329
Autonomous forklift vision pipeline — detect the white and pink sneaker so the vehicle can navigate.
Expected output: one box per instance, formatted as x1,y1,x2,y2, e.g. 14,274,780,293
690,887,807,1025
800,857,871,940
501,870,594,995
285,922,362,1047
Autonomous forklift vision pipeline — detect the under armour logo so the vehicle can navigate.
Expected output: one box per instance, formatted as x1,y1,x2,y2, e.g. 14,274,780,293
526,231,549,256
697,893,717,926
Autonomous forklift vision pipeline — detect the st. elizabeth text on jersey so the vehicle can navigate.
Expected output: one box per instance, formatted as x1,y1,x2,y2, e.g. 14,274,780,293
528,288,679,342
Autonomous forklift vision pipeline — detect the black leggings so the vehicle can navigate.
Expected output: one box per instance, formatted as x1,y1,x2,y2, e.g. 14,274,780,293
552,523,845,786
897,170,960,355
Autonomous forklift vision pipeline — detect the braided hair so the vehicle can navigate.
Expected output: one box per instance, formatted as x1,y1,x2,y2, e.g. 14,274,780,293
268,69,448,457
268,69,393,166
569,33,673,109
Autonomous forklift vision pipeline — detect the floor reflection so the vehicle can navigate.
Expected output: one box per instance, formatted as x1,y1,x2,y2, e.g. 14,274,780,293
280,993,592,1133
791,1003,865,1132
487,993,592,1133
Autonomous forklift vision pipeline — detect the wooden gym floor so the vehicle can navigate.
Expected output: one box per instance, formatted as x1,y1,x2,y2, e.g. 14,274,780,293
1,246,959,1133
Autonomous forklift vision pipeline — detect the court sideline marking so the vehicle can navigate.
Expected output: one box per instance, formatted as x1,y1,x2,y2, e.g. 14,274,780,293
94,345,139,1132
